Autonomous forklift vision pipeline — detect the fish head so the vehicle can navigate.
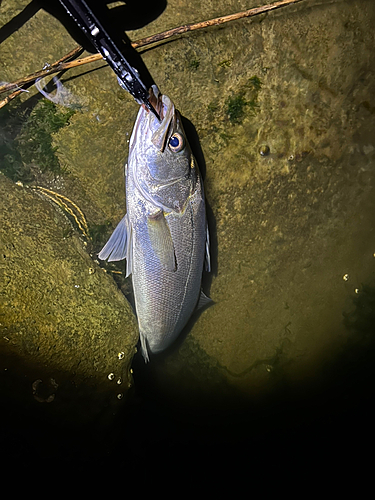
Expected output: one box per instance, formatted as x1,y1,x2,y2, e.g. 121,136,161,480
132,90,198,213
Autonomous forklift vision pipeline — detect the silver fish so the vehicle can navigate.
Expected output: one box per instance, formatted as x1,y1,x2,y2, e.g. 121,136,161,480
99,87,210,362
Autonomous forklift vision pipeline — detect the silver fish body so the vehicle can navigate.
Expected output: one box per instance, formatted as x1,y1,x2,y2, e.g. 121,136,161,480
99,90,210,361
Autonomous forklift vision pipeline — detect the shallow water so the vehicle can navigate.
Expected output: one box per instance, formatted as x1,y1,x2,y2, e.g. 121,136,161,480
1,0,375,471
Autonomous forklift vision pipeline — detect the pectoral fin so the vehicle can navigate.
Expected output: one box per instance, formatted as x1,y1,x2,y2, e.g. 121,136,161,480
147,210,176,271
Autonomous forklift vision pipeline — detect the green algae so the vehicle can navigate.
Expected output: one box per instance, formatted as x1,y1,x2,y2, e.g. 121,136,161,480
0,99,75,182
88,220,113,247
188,58,201,70
18,100,75,173
225,76,262,124
226,93,248,124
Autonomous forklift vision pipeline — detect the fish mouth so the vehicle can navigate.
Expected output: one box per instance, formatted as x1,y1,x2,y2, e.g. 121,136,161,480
146,86,164,120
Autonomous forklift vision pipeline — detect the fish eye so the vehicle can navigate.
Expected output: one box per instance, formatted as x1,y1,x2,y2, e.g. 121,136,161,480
168,133,185,153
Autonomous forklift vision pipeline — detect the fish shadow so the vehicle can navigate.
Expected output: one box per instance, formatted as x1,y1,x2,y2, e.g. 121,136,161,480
181,114,218,282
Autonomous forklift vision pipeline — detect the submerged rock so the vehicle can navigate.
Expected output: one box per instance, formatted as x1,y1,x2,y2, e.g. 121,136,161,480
0,176,138,425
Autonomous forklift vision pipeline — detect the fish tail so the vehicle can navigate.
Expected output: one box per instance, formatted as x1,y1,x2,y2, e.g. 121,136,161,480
140,332,150,363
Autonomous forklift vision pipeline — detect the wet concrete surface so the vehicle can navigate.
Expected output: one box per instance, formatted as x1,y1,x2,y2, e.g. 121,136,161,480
1,0,375,472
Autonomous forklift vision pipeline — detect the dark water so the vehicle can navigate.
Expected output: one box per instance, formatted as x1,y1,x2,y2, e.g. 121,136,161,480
1,0,375,474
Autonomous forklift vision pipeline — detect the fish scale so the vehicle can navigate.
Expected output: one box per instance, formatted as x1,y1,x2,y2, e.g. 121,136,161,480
99,88,210,361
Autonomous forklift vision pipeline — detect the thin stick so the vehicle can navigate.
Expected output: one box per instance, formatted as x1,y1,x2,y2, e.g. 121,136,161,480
132,0,303,48
0,46,83,98
0,88,23,109
0,0,303,99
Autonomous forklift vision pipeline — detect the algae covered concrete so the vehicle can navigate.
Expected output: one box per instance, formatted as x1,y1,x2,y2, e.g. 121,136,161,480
130,0,375,407
1,0,375,421
0,175,138,424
